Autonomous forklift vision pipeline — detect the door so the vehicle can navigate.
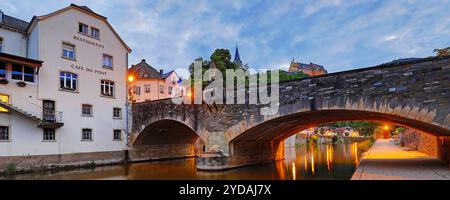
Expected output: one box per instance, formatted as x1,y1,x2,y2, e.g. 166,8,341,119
43,100,55,122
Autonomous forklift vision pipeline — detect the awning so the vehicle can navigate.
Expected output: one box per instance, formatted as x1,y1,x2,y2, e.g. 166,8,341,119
0,52,43,68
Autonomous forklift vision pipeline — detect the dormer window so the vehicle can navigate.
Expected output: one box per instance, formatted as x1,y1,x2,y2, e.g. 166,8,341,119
79,23,88,34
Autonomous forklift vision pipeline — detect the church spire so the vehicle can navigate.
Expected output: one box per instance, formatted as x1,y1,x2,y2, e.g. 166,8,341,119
234,44,243,67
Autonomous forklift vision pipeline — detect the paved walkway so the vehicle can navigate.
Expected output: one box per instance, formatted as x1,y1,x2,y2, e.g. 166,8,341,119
352,139,450,180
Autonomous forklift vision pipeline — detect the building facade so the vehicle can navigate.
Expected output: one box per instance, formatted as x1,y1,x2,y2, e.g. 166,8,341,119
128,59,183,103
0,4,130,162
288,58,327,76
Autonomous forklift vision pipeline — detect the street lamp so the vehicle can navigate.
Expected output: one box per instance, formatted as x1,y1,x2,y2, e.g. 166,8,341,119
125,75,134,146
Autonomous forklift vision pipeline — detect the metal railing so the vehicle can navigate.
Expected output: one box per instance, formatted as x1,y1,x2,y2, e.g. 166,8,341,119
1,92,63,122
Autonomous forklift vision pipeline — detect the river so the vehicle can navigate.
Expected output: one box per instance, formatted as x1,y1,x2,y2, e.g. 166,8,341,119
3,141,371,180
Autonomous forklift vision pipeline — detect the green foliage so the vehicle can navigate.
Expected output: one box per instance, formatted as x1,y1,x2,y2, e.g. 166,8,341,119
328,121,380,136
210,49,239,73
5,163,17,175
279,70,309,81
87,161,96,169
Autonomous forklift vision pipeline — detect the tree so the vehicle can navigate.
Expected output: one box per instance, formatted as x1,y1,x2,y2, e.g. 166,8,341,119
210,48,239,74
434,47,450,57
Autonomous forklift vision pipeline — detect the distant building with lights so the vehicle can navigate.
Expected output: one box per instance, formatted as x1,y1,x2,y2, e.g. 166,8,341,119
288,58,327,76
127,59,183,102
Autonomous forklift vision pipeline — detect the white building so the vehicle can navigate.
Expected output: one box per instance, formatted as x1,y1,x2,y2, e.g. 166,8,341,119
0,4,131,165
128,59,183,102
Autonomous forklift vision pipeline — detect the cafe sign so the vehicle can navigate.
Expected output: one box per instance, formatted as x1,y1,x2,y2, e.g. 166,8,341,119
71,64,107,76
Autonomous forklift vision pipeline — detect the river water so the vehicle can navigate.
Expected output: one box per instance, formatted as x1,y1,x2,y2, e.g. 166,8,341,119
4,141,371,180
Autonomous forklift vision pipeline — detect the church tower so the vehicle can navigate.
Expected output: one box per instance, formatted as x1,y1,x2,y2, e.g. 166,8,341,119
234,44,243,67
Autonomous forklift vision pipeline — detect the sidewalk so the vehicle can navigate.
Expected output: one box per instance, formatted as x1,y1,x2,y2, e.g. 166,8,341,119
351,139,450,180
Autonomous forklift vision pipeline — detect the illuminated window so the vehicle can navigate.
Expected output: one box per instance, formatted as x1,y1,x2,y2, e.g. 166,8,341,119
0,94,9,112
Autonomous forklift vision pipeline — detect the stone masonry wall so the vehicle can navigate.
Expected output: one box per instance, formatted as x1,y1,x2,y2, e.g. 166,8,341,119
0,151,125,174
400,129,438,157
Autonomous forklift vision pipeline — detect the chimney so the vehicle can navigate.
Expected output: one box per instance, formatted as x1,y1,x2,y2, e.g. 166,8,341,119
160,69,163,75
0,10,3,23
141,59,146,63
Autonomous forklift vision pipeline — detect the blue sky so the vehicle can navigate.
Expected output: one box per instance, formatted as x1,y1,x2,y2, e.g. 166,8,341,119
1,0,449,78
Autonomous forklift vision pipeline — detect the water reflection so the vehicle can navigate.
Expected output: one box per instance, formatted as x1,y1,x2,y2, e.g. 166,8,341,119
2,141,370,180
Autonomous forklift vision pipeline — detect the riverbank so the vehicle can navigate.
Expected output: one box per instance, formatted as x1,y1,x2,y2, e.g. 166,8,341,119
352,139,450,180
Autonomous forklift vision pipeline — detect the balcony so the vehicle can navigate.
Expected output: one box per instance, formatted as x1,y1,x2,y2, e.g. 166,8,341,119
0,94,64,129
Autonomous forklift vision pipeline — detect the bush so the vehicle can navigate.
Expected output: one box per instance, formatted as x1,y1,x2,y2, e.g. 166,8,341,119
87,161,96,169
5,163,17,175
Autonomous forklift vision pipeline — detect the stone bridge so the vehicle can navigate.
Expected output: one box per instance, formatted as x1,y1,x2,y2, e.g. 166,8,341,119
130,56,450,170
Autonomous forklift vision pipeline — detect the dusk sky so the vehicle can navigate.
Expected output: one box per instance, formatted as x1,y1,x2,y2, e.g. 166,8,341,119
1,0,449,78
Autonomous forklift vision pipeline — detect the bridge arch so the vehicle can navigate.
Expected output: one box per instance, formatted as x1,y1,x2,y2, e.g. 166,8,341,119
133,119,199,146
129,119,202,162
224,96,450,168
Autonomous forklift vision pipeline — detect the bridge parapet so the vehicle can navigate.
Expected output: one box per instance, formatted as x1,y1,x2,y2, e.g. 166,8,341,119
132,56,450,169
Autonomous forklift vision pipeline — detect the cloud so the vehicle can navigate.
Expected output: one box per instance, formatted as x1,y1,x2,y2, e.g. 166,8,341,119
384,35,398,41
1,0,449,74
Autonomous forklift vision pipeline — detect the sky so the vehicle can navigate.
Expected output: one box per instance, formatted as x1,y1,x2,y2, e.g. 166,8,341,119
1,0,449,79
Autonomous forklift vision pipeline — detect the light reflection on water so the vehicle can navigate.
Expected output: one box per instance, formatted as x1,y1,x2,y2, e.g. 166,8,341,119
3,141,370,180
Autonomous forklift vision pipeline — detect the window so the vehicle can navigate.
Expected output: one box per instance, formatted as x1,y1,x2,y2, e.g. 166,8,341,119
82,129,92,141
43,128,56,141
11,64,35,83
0,61,6,79
168,86,173,95
0,37,3,52
82,104,93,116
79,23,88,34
62,43,76,60
145,85,151,93
159,85,164,94
0,126,9,141
60,72,77,91
113,107,122,119
0,94,9,112
102,54,113,69
91,27,100,39
133,86,141,95
113,130,121,141
101,80,115,97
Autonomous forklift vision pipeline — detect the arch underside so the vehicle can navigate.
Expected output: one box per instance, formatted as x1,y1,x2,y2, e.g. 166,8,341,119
133,119,199,146
231,109,450,144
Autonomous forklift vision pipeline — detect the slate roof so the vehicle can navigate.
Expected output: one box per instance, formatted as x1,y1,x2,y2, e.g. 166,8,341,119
0,12,30,32
129,59,176,80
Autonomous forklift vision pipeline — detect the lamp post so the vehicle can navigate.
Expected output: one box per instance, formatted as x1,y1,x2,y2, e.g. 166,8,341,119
125,75,134,147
